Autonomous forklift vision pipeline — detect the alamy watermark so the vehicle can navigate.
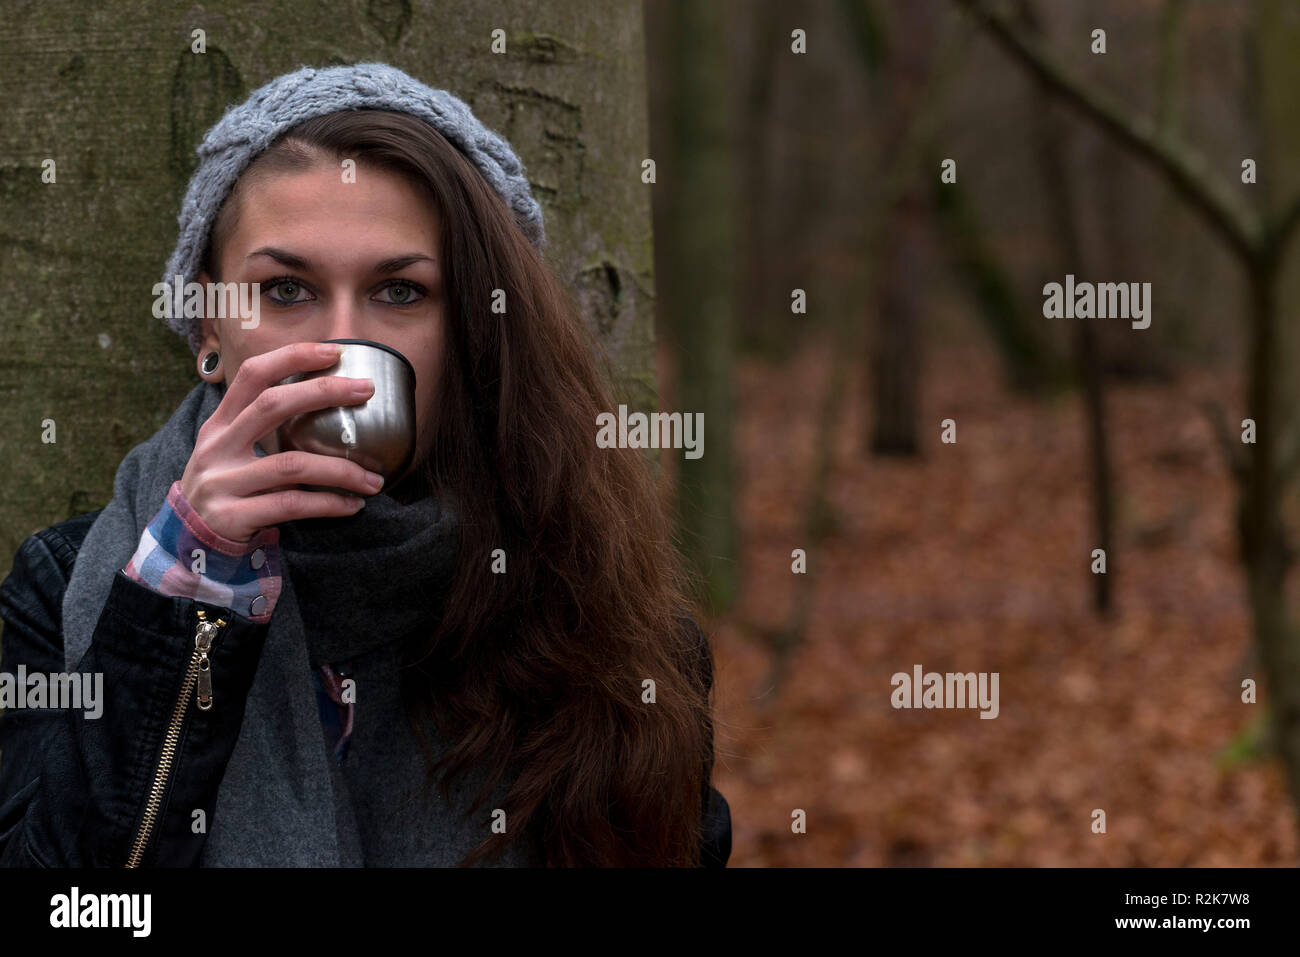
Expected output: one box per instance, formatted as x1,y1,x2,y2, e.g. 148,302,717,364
596,405,703,459
50,886,150,937
891,664,999,719
1042,273,1151,329
151,275,260,329
0,666,103,719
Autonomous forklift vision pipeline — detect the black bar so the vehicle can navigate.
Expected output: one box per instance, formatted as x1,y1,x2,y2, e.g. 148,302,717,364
0,867,1283,942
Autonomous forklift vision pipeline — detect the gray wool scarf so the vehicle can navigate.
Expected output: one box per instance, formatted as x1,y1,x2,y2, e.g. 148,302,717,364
61,378,532,866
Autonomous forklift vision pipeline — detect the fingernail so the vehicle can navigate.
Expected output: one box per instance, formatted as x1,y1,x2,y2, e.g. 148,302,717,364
364,471,384,490
318,343,343,358
351,378,375,394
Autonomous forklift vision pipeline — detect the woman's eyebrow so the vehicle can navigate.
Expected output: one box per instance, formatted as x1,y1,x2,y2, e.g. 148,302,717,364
373,254,437,274
246,246,312,269
246,247,435,275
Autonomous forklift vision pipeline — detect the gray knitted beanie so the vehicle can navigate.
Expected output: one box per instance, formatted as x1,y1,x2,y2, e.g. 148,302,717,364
162,61,546,356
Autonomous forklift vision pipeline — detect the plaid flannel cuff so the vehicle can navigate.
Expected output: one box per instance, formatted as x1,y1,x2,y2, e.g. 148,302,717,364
123,480,281,623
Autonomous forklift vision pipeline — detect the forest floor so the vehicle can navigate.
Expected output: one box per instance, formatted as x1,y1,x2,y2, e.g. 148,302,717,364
699,336,1299,866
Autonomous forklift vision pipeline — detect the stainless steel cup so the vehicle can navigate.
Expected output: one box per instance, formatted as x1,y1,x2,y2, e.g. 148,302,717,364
262,338,417,493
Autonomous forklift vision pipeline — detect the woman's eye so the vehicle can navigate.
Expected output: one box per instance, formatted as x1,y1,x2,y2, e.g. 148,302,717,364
376,281,425,305
266,279,310,304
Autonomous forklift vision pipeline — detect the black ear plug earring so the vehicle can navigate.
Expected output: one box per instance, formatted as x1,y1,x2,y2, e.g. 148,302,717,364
201,351,220,376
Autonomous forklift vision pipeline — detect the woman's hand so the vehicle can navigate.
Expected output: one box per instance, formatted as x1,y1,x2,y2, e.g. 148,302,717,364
179,341,384,543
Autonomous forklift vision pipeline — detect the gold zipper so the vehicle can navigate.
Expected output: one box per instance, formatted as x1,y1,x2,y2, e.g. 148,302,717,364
125,608,226,868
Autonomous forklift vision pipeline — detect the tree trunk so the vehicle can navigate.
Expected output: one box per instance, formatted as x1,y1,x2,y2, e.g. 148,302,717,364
0,2,659,576
654,0,739,613
1240,262,1300,824
1047,133,1116,616
869,186,924,456
1244,0,1300,835
866,1,932,458
734,0,785,357
1020,0,1116,614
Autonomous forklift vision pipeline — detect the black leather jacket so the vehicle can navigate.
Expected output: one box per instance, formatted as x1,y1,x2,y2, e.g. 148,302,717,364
0,509,732,867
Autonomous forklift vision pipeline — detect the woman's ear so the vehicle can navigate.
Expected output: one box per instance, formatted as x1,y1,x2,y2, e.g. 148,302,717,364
195,269,224,382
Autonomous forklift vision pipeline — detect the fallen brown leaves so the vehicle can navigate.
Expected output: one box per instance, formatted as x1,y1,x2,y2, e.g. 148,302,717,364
704,336,1297,866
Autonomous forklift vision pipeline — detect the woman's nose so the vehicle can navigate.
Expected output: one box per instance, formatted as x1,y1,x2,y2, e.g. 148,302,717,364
321,303,366,342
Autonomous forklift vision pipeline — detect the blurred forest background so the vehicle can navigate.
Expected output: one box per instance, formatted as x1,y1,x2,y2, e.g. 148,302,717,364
4,0,1300,868
647,0,1300,865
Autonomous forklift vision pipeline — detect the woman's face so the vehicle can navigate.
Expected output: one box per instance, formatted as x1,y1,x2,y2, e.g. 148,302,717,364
195,162,444,490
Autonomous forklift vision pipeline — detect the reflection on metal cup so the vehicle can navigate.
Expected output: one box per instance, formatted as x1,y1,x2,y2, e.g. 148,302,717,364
264,339,417,494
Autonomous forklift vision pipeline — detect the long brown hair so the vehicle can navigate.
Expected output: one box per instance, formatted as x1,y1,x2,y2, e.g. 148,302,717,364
202,107,713,866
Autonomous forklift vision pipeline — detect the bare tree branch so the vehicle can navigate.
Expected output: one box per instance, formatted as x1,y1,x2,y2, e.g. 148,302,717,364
952,0,1261,264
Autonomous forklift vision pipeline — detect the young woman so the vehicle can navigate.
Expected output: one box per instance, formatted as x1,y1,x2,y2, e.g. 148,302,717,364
0,63,730,867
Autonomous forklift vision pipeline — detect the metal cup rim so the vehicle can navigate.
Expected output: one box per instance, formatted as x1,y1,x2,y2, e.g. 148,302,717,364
319,338,417,381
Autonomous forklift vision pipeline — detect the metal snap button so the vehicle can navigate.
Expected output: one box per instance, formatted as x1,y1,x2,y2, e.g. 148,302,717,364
250,595,267,617
250,547,266,570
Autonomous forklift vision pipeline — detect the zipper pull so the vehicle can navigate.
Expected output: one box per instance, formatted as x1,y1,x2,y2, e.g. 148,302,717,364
194,609,227,711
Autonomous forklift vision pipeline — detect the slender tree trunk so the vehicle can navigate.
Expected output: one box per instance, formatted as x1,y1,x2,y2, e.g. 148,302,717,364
1076,318,1114,613
1241,0,1300,826
658,0,739,612
1240,262,1300,816
867,2,931,458
735,0,784,357
869,186,925,456
1021,0,1115,614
